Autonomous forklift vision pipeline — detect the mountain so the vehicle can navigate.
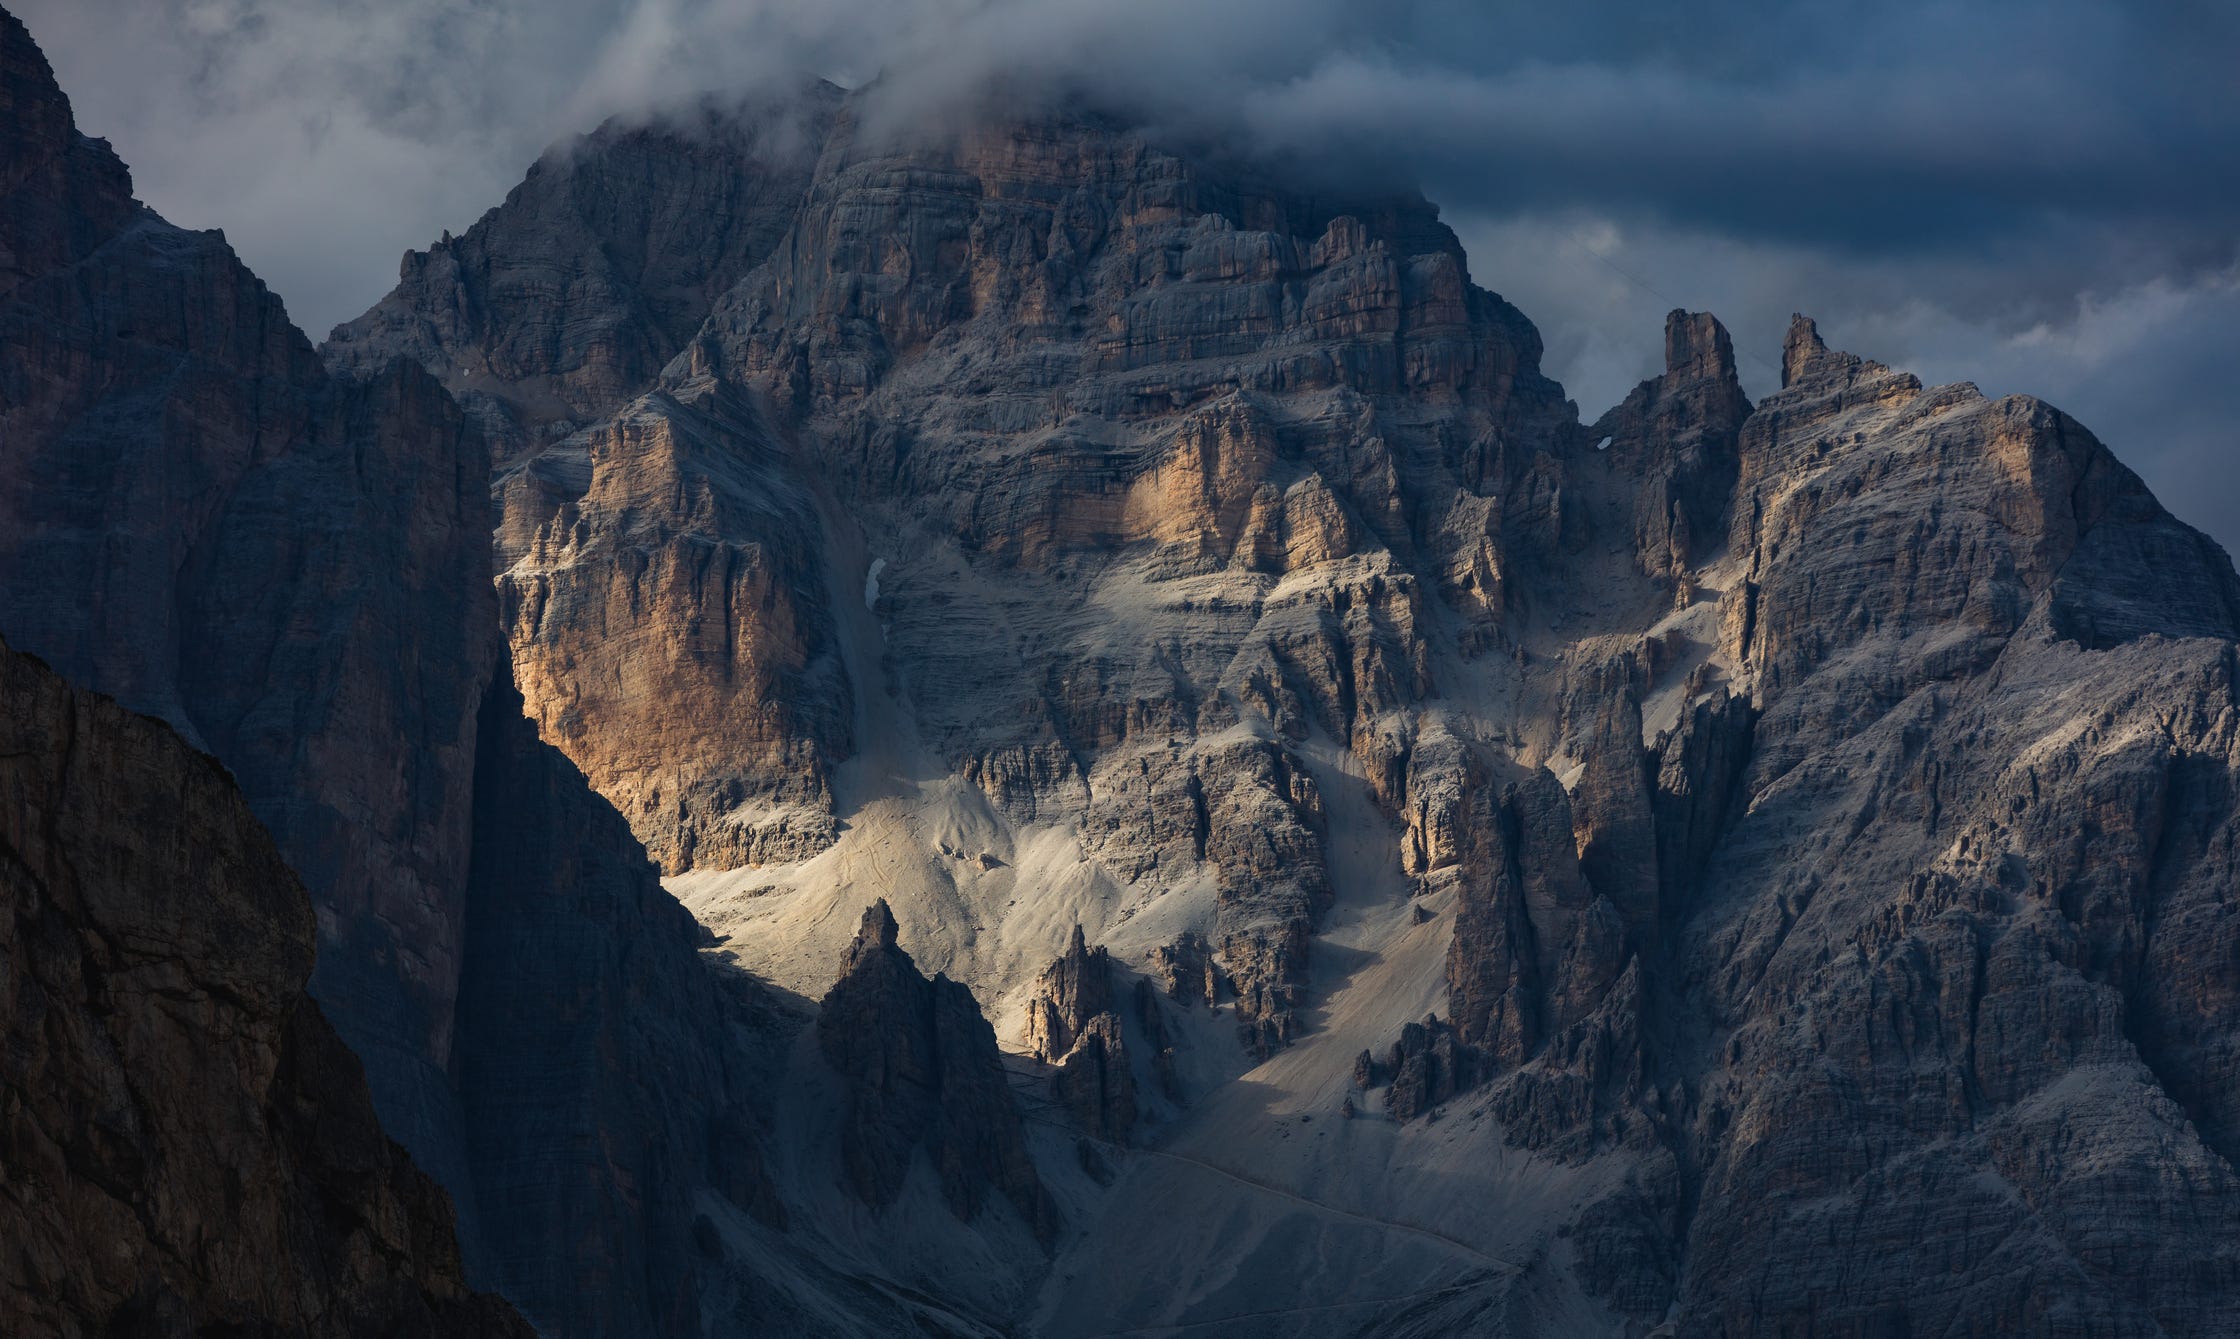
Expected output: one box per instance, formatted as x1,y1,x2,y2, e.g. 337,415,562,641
9,2,2240,1333
331,85,2240,1336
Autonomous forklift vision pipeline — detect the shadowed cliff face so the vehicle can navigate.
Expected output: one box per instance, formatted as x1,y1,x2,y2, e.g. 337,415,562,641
0,635,531,1337
0,2,493,1166
325,84,844,465
0,12,789,1336
816,900,1057,1241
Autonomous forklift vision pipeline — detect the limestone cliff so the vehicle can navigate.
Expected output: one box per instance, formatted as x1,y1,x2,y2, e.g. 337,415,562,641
325,83,842,462
0,1,492,1138
326,76,2240,1331
371,101,1585,1049
1024,926,1140,1142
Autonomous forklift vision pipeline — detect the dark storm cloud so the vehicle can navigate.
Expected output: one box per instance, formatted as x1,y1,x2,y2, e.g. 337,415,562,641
14,0,2240,547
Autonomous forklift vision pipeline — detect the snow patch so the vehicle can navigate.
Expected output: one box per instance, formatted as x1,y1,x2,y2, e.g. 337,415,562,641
863,556,887,610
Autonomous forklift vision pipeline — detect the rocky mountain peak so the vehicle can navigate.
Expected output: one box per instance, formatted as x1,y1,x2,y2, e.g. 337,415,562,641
856,896,903,952
0,7,135,299
817,901,1057,1241
1023,926,1140,1141
1665,306,1738,383
1778,310,1848,387
0,13,790,1331
325,78,844,461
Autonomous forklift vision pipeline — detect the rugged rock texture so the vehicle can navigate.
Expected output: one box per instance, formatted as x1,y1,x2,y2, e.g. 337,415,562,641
327,86,857,876
1024,924,1117,1061
325,85,842,462
1652,316,2240,1335
493,385,851,872
0,636,530,1337
817,902,1056,1241
354,100,1584,1043
1025,926,1139,1141
24,8,2240,1328
334,79,2240,1329
0,4,492,1135
451,666,786,1337
1351,312,2240,1334
1591,309,1753,594
0,16,785,1336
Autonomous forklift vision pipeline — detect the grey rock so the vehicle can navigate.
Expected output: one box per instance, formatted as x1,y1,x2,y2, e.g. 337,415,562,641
1024,927,1140,1142
325,84,843,461
817,901,1058,1243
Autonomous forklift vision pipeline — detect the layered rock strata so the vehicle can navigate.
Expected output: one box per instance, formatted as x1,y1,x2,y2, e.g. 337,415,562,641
19,11,2240,1330
1349,314,2240,1334
327,86,857,876
357,102,1596,1046
325,84,843,463
0,1,492,1129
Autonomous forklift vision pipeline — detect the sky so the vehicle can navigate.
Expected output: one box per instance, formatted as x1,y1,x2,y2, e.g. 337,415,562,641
17,0,2240,551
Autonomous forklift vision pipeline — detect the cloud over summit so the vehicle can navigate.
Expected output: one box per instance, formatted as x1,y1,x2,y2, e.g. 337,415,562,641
17,0,2240,545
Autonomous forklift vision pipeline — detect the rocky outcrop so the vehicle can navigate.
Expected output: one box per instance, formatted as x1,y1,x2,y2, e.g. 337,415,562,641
0,0,493,1179
327,84,860,877
1145,931,1223,1006
1650,316,2240,1335
346,101,1584,1038
817,902,1057,1241
1359,314,2240,1335
1049,1013,1138,1145
1025,927,1139,1142
1025,925,1117,1061
25,9,2240,1328
1591,309,1753,593
1382,1015,1474,1121
0,635,529,1337
451,664,787,1336
494,385,851,872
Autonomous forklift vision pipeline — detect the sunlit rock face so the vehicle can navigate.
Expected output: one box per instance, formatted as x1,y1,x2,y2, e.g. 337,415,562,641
355,100,1595,1052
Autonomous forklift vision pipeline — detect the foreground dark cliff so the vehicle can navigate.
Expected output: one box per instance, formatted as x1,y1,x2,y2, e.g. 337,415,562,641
0,636,530,1336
